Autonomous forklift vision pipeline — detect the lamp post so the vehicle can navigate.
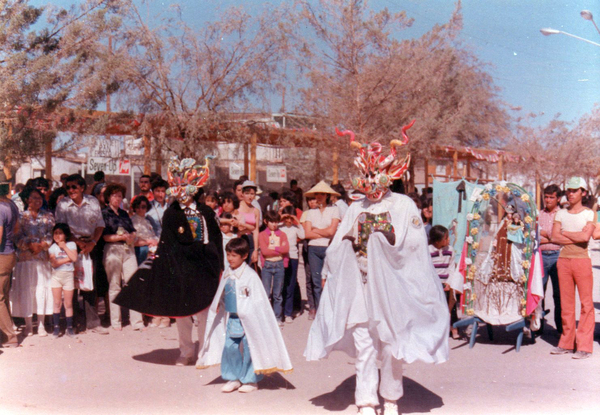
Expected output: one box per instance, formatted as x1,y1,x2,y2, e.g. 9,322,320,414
540,9,600,47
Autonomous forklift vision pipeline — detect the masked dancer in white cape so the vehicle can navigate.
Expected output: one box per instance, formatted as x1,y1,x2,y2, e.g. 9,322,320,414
305,123,449,415
197,237,293,393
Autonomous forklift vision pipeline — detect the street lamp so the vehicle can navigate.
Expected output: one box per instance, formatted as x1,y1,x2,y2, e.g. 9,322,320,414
539,27,600,47
580,10,600,36
540,9,600,47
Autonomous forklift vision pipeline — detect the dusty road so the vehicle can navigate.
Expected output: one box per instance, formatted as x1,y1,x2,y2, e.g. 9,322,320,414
2,247,600,415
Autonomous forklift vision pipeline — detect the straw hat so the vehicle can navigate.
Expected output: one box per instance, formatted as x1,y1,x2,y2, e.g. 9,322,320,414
305,180,341,197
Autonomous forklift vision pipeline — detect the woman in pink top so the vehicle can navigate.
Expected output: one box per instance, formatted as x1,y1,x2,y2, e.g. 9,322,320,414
235,181,261,265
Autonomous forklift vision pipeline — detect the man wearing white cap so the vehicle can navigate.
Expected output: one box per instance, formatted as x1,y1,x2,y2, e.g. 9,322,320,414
550,176,595,359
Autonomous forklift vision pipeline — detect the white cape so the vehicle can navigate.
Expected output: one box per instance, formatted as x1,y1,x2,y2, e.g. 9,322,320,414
197,264,293,375
305,192,449,364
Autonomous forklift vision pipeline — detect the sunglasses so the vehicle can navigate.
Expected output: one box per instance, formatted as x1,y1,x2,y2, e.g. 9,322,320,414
66,185,80,190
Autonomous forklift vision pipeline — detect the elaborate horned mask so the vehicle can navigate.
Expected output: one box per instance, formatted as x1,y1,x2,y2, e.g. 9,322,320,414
166,156,214,203
337,120,414,202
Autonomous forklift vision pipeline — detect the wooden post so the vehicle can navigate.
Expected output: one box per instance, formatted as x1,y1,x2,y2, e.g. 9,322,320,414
452,151,458,180
155,138,162,176
250,132,257,182
243,141,249,177
315,148,321,183
536,173,541,210
143,135,151,175
3,124,13,180
497,155,503,180
45,138,52,179
424,158,429,190
466,159,471,180
332,147,339,185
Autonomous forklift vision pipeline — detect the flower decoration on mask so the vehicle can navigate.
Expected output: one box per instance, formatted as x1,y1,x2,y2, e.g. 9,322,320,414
166,155,214,202
336,120,415,202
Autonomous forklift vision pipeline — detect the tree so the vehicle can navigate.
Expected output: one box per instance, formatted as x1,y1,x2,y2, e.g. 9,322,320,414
293,0,510,186
510,108,600,195
0,0,129,177
112,2,291,162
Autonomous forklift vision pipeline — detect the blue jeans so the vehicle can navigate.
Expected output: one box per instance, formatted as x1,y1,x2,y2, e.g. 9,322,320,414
221,317,263,384
134,246,149,266
261,260,285,320
542,250,562,333
283,258,299,317
308,246,327,309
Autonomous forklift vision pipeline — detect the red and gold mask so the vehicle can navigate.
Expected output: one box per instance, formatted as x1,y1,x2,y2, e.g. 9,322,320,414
337,120,414,202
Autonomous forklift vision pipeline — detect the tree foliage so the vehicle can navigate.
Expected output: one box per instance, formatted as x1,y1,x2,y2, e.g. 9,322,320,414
0,0,128,166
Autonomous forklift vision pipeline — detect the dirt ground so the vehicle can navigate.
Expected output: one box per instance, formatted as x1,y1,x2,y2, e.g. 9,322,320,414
2,246,600,415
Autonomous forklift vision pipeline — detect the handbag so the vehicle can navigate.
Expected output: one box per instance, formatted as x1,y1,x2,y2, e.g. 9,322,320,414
75,253,94,291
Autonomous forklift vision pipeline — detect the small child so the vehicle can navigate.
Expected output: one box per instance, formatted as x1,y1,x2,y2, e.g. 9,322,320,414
429,225,459,339
205,193,220,216
279,206,305,323
197,238,293,393
220,212,237,272
258,210,289,324
48,223,79,339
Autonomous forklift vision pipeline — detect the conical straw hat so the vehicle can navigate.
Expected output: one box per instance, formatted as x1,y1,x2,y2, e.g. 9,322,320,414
305,180,341,197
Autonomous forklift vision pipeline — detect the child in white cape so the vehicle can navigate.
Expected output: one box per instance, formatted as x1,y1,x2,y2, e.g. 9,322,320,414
197,237,293,393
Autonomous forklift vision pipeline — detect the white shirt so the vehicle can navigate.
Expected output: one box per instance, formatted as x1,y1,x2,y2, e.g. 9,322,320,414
48,242,77,272
334,199,349,220
304,206,341,247
55,195,105,239
147,200,168,237
280,224,305,259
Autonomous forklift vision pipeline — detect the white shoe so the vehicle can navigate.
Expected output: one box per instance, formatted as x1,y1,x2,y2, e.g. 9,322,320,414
383,402,398,415
221,380,242,393
38,325,48,337
238,383,258,393
358,407,377,415
285,316,293,324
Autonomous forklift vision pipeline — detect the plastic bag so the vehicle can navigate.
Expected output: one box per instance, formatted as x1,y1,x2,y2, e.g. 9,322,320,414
75,253,94,291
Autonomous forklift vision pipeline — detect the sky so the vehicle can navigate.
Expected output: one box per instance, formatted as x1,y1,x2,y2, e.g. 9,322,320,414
34,0,600,127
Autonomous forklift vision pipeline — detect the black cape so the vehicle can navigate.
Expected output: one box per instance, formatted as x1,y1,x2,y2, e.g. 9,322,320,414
114,201,221,317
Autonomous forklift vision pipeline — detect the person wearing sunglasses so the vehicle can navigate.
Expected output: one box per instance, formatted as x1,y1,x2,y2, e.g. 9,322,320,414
55,174,108,335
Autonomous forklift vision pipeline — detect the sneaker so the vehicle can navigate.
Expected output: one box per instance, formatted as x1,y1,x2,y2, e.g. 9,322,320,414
358,407,376,415
111,326,122,332
550,346,573,355
279,321,285,329
285,316,293,324
38,324,48,337
572,351,592,360
221,380,242,393
91,326,109,335
384,402,399,415
158,320,171,328
52,327,60,339
66,328,77,339
175,356,194,366
308,309,316,320
238,383,258,393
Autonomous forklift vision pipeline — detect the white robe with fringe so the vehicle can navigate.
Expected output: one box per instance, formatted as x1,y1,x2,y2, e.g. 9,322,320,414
197,263,293,375
305,191,449,364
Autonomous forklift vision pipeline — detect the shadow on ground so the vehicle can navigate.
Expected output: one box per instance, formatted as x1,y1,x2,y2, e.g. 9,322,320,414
310,375,443,413
133,348,181,365
205,372,296,390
